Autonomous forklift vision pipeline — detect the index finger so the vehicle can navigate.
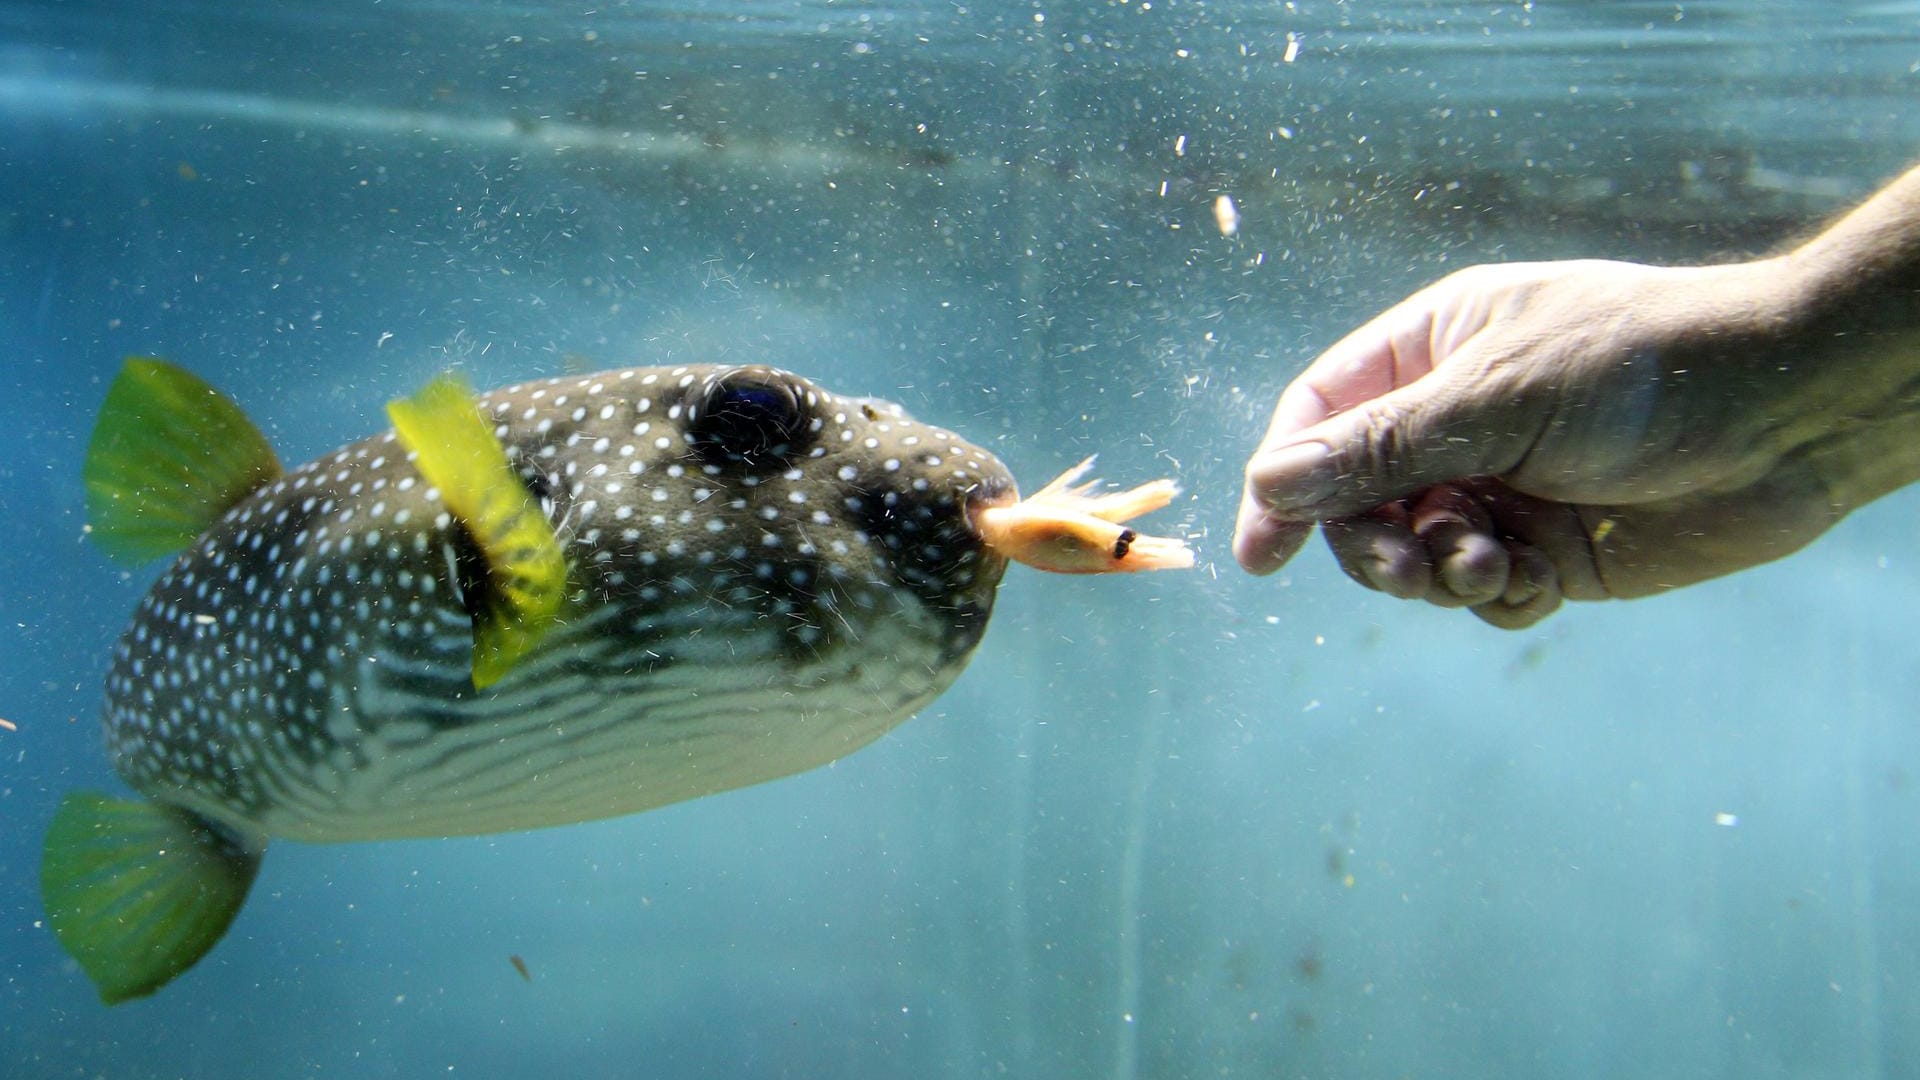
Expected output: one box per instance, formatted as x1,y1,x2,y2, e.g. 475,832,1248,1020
1252,294,1445,454
1233,299,1443,575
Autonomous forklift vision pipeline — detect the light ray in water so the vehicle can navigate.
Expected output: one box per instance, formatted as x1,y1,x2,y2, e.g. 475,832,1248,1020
0,74,946,176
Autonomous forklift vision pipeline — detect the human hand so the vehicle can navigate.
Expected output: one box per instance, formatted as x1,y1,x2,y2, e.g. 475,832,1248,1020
1233,255,1913,628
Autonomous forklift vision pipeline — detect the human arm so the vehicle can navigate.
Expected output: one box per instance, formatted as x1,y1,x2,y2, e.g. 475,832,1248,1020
1233,163,1920,628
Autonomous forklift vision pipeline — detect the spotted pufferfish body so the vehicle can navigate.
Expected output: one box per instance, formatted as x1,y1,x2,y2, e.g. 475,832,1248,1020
104,363,1014,844
47,357,1189,1005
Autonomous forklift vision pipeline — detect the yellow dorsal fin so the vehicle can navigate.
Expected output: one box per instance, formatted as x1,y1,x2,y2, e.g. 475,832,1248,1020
386,374,567,689
83,357,283,562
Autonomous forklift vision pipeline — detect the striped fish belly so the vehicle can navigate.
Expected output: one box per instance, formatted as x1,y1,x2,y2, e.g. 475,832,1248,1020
110,540,979,841
285,590,965,840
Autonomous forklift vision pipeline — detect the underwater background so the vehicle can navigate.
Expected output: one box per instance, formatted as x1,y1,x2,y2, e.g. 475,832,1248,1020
2,1,1918,1076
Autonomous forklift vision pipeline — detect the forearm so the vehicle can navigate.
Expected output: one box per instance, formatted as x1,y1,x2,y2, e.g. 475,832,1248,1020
1754,164,1920,511
1790,162,1920,304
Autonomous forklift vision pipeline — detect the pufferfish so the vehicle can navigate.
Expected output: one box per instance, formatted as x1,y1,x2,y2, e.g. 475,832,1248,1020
43,357,1192,1004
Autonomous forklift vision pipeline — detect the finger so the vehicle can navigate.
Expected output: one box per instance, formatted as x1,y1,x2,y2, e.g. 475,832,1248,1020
1473,486,1611,602
1241,303,1440,488
1239,296,1451,530
1262,289,1453,439
1232,484,1313,575
1243,271,1570,524
1244,355,1539,523
1470,542,1563,629
1323,504,1432,600
1410,486,1509,607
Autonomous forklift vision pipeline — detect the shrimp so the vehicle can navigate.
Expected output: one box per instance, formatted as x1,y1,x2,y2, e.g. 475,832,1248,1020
971,456,1195,574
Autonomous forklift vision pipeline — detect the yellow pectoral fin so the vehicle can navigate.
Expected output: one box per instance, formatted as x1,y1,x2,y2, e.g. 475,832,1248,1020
387,375,567,688
84,358,282,562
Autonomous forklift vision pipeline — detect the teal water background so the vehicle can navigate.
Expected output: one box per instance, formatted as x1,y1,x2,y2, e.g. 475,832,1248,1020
3,2,1918,1076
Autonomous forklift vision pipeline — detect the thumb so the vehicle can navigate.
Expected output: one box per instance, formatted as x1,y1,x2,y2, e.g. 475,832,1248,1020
1243,368,1538,521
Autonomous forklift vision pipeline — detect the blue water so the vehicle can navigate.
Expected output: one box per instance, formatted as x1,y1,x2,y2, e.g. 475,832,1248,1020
3,1,1918,1076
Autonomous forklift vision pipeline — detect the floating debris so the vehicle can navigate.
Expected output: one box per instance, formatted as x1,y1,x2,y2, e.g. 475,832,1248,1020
1213,194,1241,236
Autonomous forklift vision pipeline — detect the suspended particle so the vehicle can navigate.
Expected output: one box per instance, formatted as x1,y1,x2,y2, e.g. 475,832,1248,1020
1213,195,1241,236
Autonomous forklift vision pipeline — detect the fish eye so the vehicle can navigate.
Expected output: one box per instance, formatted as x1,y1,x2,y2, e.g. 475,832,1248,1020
686,367,812,461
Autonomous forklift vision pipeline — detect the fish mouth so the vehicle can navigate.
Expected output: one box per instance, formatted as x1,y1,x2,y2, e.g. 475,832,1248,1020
962,475,1021,541
963,473,1020,509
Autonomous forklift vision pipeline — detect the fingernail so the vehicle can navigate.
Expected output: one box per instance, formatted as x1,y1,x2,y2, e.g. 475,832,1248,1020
1251,442,1338,510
